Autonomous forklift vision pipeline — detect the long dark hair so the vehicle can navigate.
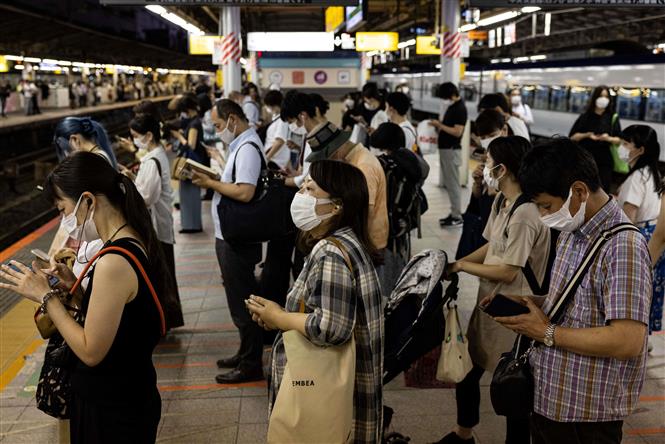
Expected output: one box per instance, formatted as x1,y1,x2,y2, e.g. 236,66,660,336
488,135,532,179
297,160,380,263
585,85,613,115
54,117,117,169
622,124,663,194
43,151,174,310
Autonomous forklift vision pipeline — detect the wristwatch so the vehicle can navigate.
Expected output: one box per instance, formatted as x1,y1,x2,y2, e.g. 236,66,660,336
543,323,556,347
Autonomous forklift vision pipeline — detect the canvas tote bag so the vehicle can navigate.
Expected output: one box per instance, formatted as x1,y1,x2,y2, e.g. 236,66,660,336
267,238,356,444
436,304,473,383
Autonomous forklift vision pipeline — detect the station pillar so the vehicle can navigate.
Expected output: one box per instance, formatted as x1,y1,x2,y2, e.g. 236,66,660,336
440,0,460,86
221,6,242,95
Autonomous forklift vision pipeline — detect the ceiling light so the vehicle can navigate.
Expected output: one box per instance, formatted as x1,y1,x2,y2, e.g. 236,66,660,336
14,64,24,70
521,7,541,13
491,59,500,64
478,11,520,27
23,57,42,63
530,55,547,60
459,23,477,33
397,39,416,49
5,55,23,61
145,5,204,36
513,56,529,63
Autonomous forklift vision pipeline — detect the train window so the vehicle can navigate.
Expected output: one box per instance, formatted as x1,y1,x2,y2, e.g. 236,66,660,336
570,87,591,114
645,89,665,123
521,86,535,108
533,86,549,110
616,88,642,121
550,86,568,112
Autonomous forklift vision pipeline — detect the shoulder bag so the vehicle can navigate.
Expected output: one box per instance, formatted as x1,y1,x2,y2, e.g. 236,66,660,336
267,237,356,444
490,222,640,417
217,141,296,244
36,245,166,419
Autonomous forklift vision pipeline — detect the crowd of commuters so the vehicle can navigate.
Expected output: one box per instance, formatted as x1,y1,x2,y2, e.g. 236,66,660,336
0,77,662,444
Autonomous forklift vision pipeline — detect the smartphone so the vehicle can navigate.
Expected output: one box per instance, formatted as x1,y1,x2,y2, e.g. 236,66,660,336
31,249,50,262
481,294,529,317
5,260,59,288
4,262,22,273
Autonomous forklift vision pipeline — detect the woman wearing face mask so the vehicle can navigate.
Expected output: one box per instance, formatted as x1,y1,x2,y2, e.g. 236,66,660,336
171,94,206,233
0,151,171,443
617,125,663,337
438,136,550,444
246,160,384,444
570,85,622,192
350,82,388,143
53,116,118,169
123,114,184,330
509,88,533,126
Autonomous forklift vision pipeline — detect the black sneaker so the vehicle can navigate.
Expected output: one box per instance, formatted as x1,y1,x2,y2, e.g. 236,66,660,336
431,432,475,444
440,216,463,227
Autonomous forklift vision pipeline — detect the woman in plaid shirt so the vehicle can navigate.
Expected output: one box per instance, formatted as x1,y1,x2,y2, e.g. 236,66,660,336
248,160,385,443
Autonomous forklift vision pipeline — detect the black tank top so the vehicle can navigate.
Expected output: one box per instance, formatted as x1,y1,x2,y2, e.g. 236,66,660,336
71,238,162,403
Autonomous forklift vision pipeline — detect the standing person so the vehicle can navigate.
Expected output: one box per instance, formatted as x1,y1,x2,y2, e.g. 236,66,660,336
191,99,266,383
0,82,10,117
437,136,549,444
569,85,621,192
0,152,169,442
242,82,262,129
429,82,467,227
262,90,291,170
170,95,205,233
280,91,321,190
386,91,417,151
123,114,184,330
506,138,651,444
617,125,663,336
509,88,534,126
54,116,118,169
247,160,384,444
341,91,359,131
478,93,529,140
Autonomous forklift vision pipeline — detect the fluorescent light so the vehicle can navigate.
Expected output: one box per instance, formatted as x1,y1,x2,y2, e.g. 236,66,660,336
501,58,511,63
248,32,334,52
478,11,520,27
459,23,477,33
4,55,22,61
14,64,24,70
521,7,541,13
513,56,529,62
397,39,416,49
435,63,442,69
530,54,547,60
42,59,59,64
23,57,41,63
491,59,500,64
544,13,551,36
146,5,167,15
145,5,204,35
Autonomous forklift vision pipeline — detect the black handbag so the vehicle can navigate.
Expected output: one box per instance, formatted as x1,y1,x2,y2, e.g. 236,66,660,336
489,222,640,417
217,141,296,244
36,331,77,419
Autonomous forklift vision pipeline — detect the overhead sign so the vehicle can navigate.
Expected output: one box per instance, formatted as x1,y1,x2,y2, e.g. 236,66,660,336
345,0,365,32
102,1,359,5
189,35,220,55
468,0,663,5
355,32,399,52
416,36,440,55
325,7,345,33
468,30,488,40
247,32,334,52
0,56,8,73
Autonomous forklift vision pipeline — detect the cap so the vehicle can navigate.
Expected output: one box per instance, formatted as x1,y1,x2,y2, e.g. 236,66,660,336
305,122,351,163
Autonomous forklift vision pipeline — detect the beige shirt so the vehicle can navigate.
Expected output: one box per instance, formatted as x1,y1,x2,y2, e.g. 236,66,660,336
345,143,389,250
467,192,551,370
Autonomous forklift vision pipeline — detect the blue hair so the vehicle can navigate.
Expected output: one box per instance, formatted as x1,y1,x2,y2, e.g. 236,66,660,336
54,117,118,169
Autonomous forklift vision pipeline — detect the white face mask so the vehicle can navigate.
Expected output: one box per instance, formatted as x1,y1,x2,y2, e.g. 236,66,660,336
364,101,379,111
344,99,355,109
290,192,334,231
618,144,632,163
483,164,503,189
217,119,236,145
133,135,150,151
481,134,500,150
60,194,100,243
539,190,587,232
442,99,453,107
511,95,521,105
595,97,610,109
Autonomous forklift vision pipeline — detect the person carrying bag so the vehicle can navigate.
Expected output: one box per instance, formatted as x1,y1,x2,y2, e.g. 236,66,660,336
436,303,473,384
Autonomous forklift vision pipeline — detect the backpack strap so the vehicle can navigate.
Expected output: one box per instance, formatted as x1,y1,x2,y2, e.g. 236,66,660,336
150,157,162,178
231,141,265,183
70,244,166,337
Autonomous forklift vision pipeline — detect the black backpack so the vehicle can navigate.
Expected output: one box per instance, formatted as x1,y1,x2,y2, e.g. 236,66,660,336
378,155,428,242
494,193,559,296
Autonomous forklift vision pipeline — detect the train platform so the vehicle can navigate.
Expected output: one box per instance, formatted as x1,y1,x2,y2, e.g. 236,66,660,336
0,153,663,443
0,96,175,132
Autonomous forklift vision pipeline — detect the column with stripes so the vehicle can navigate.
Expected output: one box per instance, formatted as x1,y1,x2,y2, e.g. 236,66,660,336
442,31,462,59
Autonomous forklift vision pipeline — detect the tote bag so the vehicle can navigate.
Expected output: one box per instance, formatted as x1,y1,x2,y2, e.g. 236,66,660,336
436,305,473,383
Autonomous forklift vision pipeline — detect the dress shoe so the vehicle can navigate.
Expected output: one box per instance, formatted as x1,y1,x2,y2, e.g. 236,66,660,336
431,432,475,444
216,355,241,369
215,367,264,384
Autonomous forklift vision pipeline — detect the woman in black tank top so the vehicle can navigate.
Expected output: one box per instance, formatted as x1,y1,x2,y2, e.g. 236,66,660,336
0,152,175,443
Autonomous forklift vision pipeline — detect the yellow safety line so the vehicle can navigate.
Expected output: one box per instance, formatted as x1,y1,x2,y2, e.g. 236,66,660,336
0,338,43,391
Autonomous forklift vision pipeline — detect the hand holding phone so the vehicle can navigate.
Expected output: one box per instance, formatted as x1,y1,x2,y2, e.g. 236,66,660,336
481,294,529,317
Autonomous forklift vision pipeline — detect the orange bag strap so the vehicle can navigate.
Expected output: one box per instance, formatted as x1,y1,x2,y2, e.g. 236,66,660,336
71,245,167,337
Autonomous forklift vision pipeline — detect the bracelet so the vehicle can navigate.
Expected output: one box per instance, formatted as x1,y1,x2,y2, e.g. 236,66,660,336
39,290,61,315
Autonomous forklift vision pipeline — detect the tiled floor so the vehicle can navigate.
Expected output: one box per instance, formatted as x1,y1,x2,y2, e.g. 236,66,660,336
0,152,663,443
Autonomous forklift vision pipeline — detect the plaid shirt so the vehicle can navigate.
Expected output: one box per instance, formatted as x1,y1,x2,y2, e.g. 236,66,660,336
530,198,651,422
270,227,385,443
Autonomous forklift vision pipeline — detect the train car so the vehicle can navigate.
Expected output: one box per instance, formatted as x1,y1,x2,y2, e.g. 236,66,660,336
372,55,665,158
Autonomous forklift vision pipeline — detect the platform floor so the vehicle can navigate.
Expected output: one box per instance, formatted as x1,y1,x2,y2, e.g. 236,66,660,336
0,153,663,443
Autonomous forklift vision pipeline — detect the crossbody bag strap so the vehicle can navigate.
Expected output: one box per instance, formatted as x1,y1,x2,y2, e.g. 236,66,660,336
546,222,640,323
231,141,266,183
70,245,167,336
298,237,356,313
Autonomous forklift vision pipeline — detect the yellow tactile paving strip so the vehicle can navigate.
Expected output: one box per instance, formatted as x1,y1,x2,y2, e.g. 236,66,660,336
0,300,43,390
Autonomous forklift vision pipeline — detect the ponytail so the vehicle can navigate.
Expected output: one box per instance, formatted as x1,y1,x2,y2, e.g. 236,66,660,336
53,117,118,169
89,120,117,170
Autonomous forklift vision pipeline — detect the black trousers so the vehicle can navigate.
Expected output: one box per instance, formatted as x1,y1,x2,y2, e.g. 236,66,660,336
456,364,531,444
215,238,263,370
531,413,623,444
260,234,295,308
160,241,184,330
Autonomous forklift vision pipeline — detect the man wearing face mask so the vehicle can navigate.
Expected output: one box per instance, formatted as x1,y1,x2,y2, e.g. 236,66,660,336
190,99,267,384
500,138,651,444
429,82,468,227
570,85,622,192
